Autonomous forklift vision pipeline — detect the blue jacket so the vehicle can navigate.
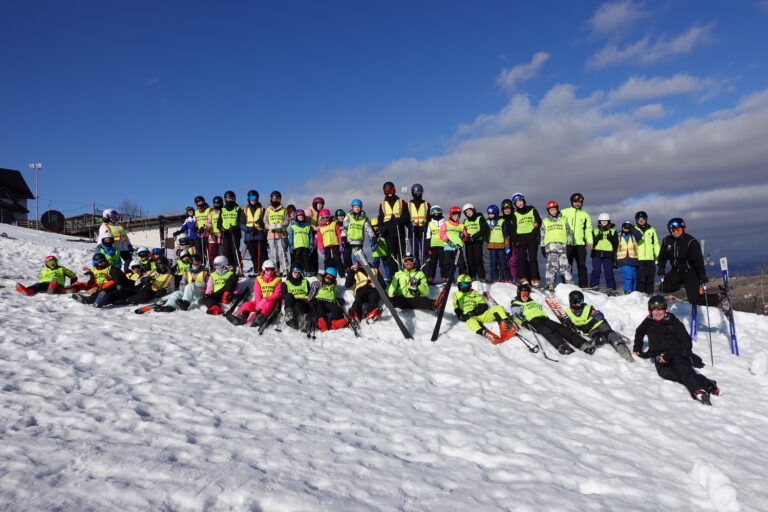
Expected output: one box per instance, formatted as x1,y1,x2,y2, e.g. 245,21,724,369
288,220,315,251
178,217,200,240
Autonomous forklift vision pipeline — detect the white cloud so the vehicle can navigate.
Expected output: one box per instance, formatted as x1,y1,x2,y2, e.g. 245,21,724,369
587,23,714,68
496,52,550,93
631,103,665,120
607,74,718,103
588,0,649,36
758,1,768,13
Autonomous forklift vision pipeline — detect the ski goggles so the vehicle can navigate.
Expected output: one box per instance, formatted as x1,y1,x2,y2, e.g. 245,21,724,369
402,257,416,266
457,282,471,292
137,250,150,258
247,195,258,201
214,261,228,269
648,300,668,311
669,227,684,234
383,188,396,195
45,259,58,268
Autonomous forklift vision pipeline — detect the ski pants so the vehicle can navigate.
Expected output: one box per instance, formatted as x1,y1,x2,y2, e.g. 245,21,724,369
311,299,344,322
164,284,205,310
285,295,310,315
410,227,427,268
342,243,363,272
350,286,380,318
567,245,589,288
268,238,289,274
589,256,616,290
660,269,719,306
291,247,312,275
222,229,242,270
506,244,519,281
371,256,391,281
529,317,586,350
322,245,344,277
516,236,540,282
94,287,132,308
238,297,278,319
636,260,656,295
619,265,638,293
443,247,467,278
465,241,485,280
466,305,508,333
588,322,624,347
23,282,67,295
391,295,434,311
545,248,571,286
655,354,712,397
488,248,511,282
125,286,166,305
245,239,267,273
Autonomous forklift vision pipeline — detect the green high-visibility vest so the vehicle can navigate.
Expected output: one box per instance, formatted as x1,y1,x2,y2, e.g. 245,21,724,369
347,215,366,241
514,210,536,235
542,217,568,245
291,224,311,249
512,299,548,322
221,206,241,229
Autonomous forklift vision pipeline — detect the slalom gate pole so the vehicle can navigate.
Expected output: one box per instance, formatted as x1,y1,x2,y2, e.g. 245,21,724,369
703,285,714,366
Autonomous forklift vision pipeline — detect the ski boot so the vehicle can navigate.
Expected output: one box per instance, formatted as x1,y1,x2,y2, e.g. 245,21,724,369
251,312,267,327
284,310,297,329
177,299,191,311
498,319,518,341
479,327,503,344
693,389,712,406
581,341,597,355
557,343,575,355
707,380,720,397
227,312,248,326
154,305,176,313
365,306,383,323
206,305,223,315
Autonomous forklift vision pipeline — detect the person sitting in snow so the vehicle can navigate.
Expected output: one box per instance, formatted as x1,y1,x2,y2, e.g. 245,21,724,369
633,295,719,405
452,274,516,344
387,252,438,312
201,255,239,315
16,255,80,296
154,254,210,312
282,265,312,332
228,259,283,326
73,252,133,308
344,254,384,323
309,267,348,331
125,256,174,305
96,235,121,269
564,290,632,359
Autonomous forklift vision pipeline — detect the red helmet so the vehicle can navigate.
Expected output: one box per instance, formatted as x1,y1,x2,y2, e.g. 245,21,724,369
312,197,325,205
449,206,461,216
319,209,331,218
546,201,559,210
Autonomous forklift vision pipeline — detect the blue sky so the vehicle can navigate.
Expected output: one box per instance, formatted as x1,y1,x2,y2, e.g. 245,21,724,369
2,1,768,267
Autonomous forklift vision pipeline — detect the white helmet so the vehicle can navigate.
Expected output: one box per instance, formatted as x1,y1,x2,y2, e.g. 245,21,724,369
598,212,610,222
213,255,229,268
262,259,276,270
462,203,475,212
128,260,141,269
103,208,117,219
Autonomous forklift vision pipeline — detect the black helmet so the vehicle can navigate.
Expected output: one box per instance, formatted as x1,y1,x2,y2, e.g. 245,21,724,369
667,217,686,232
224,190,236,200
517,283,532,296
247,190,259,201
194,195,205,205
383,181,395,191
501,199,513,210
270,190,281,199
570,193,584,203
569,290,585,307
635,211,648,221
92,252,108,267
212,196,223,207
155,256,170,274
411,183,423,196
648,295,668,311
191,254,204,264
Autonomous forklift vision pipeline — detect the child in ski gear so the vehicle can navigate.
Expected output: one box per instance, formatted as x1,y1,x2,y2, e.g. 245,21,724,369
378,181,410,277
462,204,489,282
155,254,209,312
616,221,642,293
289,209,315,276
125,260,143,282
221,190,244,275
407,184,430,267
509,283,586,354
341,199,374,274
98,209,133,272
205,195,225,267
230,259,283,326
500,199,519,282
282,266,312,332
439,206,468,276
335,208,346,226
193,196,210,262
511,193,542,286
345,255,385,322
634,211,661,295
387,253,436,311
125,256,173,305
589,213,618,293
369,217,390,282
657,218,722,307
633,295,719,405
453,275,516,344
264,190,290,276
424,205,450,284
565,290,632,357
201,255,239,315
540,201,573,291
73,252,132,308
172,249,192,289
242,190,268,275
316,209,344,277
561,193,593,288
485,205,512,283
16,255,79,296
96,236,121,268
173,206,200,248
135,247,155,273
309,267,348,331
306,196,325,274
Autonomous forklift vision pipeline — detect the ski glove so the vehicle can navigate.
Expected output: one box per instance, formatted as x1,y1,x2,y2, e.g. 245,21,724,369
689,353,705,368
470,303,489,316
456,310,471,322
172,230,181,237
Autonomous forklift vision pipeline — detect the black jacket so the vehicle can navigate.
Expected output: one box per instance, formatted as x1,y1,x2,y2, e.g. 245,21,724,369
657,232,706,279
633,313,692,358
377,195,410,238
511,204,541,243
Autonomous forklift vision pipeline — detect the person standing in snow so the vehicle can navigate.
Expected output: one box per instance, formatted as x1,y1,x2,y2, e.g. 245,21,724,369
305,196,325,274
241,190,267,275
540,200,572,291
264,191,290,276
511,193,542,287
378,181,410,277
98,209,133,272
561,193,593,288
407,184,430,267
633,295,719,405
424,205,449,284
634,211,661,295
220,191,244,275
485,205,512,283
341,199,374,275
500,199,520,283
462,203,489,282
616,221,643,294
589,213,618,294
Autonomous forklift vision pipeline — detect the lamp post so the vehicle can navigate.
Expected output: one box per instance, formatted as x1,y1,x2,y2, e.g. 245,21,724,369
28,162,43,229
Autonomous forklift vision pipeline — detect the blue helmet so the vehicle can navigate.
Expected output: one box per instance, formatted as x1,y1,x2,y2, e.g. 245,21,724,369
351,199,363,207
290,266,303,274
667,218,686,231
487,205,499,216
325,267,337,277
512,193,525,203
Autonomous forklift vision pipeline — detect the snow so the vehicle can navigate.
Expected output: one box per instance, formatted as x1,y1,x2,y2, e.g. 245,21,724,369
1,223,767,511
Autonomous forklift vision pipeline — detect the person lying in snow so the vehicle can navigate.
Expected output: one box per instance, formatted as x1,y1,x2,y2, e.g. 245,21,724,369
16,255,82,296
452,274,516,344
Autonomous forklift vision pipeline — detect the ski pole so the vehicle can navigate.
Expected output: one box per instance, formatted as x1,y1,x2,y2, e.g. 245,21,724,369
702,285,714,366
514,331,540,353
525,322,559,362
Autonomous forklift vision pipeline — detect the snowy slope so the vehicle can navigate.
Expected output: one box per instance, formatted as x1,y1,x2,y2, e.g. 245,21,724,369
1,223,767,512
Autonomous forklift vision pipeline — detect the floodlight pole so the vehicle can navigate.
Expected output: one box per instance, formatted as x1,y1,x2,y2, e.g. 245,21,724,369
28,162,43,229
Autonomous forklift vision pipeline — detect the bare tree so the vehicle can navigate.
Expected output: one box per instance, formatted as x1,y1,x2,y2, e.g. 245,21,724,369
117,199,145,220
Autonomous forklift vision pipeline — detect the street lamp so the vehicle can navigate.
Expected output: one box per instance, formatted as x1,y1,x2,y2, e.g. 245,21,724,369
28,162,42,230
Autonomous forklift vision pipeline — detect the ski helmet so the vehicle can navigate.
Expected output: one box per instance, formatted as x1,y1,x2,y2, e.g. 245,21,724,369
411,184,424,196
335,209,345,217
350,199,363,207
430,205,442,216
92,253,108,267
44,255,58,267
569,290,585,307
319,208,331,218
262,259,276,271
501,199,513,210
101,235,114,245
383,181,395,192
324,267,337,278
212,196,223,208
635,211,648,221
179,249,191,260
622,220,633,230
102,208,117,219
136,247,150,258
129,260,141,270
213,255,228,268
194,195,205,205
224,191,236,200
247,190,259,201
570,193,584,203
291,265,303,274
487,205,499,216
151,248,163,257
517,282,532,296
449,206,461,216
155,256,170,274
512,193,525,203
295,209,306,217
546,201,559,211
270,190,282,199
185,205,194,213
667,217,686,232
177,235,190,246
462,203,475,213
312,196,325,205
598,212,610,222
370,217,379,227
648,295,668,311
457,274,472,292
402,252,416,265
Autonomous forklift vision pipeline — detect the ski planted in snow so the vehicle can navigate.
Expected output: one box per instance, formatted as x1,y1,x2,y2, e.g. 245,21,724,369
338,297,361,337
690,303,698,341
719,257,739,356
256,304,282,334
352,249,412,339
431,248,462,342
224,287,250,320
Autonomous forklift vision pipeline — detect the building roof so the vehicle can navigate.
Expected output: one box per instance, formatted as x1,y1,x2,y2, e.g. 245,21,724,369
0,168,35,200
